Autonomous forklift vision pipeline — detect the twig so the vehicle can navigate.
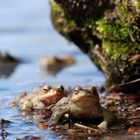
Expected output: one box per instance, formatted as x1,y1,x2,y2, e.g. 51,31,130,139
74,123,101,133
91,45,107,64
128,116,140,120
128,30,135,42
128,54,140,62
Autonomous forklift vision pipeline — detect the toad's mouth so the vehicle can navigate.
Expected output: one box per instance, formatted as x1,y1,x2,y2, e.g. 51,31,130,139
72,95,97,102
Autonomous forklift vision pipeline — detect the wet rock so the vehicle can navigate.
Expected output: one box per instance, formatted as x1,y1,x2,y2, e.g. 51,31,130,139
0,52,19,78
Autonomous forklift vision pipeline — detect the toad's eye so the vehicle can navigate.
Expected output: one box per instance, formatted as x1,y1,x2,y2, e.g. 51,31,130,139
43,85,51,91
73,91,79,95
74,86,82,91
57,85,64,92
90,87,99,97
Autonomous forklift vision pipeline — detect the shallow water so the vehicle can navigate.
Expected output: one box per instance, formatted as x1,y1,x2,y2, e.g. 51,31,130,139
0,0,104,139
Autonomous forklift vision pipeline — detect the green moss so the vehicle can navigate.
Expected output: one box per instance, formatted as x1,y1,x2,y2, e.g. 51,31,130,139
102,40,139,77
132,0,140,12
51,0,62,12
95,18,129,41
50,2,77,39
136,1,140,9
102,40,138,61
116,0,128,19
84,18,96,28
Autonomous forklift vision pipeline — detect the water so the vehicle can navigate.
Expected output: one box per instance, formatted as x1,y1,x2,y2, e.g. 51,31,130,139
0,0,104,139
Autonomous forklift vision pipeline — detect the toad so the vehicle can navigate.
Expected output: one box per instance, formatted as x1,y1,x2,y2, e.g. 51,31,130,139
50,86,116,132
40,55,75,75
12,85,65,111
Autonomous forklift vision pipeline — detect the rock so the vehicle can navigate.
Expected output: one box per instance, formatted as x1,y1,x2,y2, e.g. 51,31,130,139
50,0,140,93
0,52,19,78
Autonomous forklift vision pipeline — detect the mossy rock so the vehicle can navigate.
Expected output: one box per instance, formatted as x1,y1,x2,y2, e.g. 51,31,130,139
50,0,140,92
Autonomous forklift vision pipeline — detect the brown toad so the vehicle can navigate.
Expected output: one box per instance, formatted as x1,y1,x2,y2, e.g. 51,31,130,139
51,86,116,132
12,85,65,111
40,55,75,75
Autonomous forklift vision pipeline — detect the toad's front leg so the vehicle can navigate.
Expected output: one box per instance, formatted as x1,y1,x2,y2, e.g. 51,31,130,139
97,108,116,132
50,97,70,124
